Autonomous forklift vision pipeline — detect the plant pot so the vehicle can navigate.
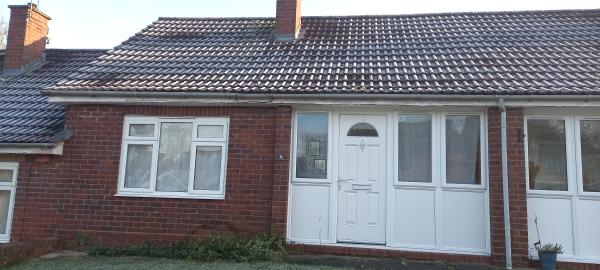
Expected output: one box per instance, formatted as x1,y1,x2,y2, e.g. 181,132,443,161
538,252,558,270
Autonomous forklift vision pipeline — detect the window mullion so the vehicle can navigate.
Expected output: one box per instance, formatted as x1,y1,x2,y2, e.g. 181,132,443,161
188,142,197,194
150,120,163,193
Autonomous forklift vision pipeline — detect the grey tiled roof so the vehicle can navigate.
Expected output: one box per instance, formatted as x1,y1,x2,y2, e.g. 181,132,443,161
50,9,600,95
0,49,106,143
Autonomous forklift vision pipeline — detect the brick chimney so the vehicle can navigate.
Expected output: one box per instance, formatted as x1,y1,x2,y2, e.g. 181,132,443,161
3,3,51,76
274,0,302,41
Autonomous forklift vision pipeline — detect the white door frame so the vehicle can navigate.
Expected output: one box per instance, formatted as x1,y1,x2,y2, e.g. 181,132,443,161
330,110,396,246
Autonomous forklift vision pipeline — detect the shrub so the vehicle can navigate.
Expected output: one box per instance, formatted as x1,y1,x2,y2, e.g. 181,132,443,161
89,233,286,262
537,243,564,255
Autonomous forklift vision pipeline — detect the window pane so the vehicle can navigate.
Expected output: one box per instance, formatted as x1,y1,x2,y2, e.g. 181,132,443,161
347,123,378,137
0,170,13,183
527,119,568,191
197,125,224,138
156,122,192,192
296,113,328,179
446,115,481,185
129,124,154,137
194,146,223,191
581,120,600,192
124,144,153,189
0,190,10,234
398,115,432,182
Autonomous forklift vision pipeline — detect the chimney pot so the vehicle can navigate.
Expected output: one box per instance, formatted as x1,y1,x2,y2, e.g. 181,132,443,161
3,3,51,76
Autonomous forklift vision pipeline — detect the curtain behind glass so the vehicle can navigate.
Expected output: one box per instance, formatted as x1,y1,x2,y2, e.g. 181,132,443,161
194,146,223,191
446,115,481,184
156,122,192,192
527,119,568,191
581,120,600,192
0,190,10,234
124,144,152,189
398,115,432,182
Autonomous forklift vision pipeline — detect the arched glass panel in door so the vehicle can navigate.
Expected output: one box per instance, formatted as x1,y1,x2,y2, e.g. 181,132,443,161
347,123,378,137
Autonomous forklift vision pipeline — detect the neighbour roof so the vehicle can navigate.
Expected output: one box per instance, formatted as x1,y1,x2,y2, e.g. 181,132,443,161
49,9,600,95
0,49,106,143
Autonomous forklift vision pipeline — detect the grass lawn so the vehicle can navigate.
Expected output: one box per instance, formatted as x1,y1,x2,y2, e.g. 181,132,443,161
7,256,348,270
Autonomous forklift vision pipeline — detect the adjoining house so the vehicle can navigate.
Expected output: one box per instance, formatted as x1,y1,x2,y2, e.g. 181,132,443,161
0,1,599,269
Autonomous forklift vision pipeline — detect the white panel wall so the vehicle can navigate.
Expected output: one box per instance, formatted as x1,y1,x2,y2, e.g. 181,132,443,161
577,199,600,260
442,190,487,251
527,197,575,256
289,185,330,242
393,188,436,248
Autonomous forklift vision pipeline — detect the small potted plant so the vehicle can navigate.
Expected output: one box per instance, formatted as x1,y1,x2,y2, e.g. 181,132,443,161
533,217,563,270
535,242,563,270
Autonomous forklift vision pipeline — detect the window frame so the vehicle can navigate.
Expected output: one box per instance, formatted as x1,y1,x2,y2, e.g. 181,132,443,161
0,162,18,244
393,110,487,190
441,112,487,189
291,111,333,184
524,116,575,196
188,141,228,195
575,117,600,197
193,118,229,142
394,112,436,188
117,116,229,200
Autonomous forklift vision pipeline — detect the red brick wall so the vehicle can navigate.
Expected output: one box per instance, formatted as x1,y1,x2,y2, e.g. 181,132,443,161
270,106,292,235
4,4,50,71
4,105,600,269
274,0,302,38
487,107,529,267
8,105,292,245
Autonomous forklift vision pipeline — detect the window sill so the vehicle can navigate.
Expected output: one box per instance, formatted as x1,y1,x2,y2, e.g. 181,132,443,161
115,192,225,200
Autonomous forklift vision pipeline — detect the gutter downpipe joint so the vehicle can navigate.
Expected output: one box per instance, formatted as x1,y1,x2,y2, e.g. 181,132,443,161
499,98,513,270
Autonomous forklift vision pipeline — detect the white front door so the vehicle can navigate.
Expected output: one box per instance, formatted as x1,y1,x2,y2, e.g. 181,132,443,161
337,115,387,244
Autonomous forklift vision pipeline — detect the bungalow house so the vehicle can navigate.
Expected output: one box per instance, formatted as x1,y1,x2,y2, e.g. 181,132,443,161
1,1,599,269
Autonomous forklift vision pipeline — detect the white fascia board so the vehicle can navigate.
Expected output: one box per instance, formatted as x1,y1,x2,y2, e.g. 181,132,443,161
48,95,600,107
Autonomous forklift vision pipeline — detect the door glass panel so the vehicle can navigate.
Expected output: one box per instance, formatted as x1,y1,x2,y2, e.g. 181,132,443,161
193,146,223,191
581,120,600,192
197,125,224,138
347,123,378,137
296,113,328,179
129,124,154,137
0,190,11,234
156,122,192,192
124,144,153,189
446,115,481,185
0,170,13,183
398,115,432,183
527,119,568,191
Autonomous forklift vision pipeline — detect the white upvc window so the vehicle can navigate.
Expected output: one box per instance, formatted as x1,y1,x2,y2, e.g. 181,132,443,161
0,162,18,243
525,114,600,196
292,112,332,183
118,116,229,199
394,111,487,189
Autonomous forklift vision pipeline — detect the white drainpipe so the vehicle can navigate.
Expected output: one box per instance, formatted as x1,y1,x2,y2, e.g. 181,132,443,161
498,98,513,269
